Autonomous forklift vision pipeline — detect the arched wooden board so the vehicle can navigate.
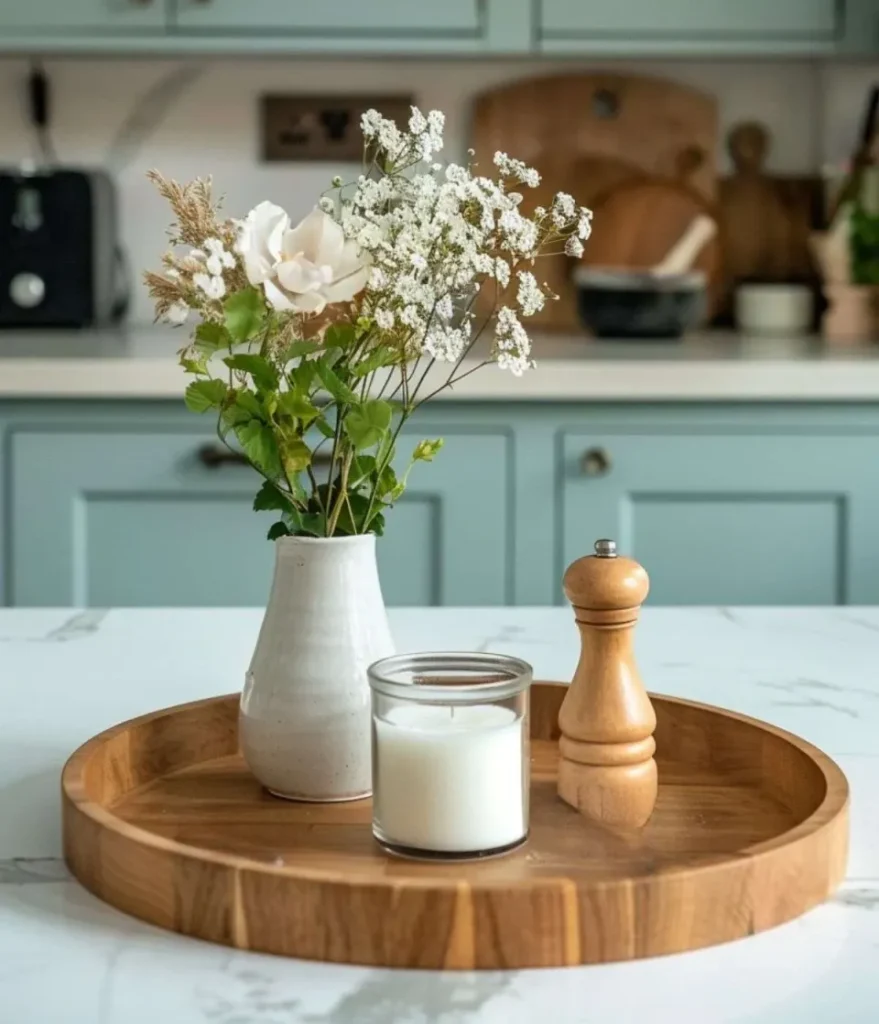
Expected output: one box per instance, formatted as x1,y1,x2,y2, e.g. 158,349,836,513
62,683,848,969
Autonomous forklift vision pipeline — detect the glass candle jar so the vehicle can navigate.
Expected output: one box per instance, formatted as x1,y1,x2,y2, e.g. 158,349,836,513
368,652,532,860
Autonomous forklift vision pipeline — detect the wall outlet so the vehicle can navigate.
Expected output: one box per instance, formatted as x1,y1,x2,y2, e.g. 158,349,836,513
261,94,413,162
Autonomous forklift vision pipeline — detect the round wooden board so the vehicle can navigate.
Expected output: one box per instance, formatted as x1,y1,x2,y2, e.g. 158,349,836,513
62,683,849,970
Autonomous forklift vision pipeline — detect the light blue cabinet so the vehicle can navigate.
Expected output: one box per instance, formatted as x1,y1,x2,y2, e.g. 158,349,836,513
560,429,879,605
539,0,856,54
0,0,532,53
172,0,482,35
0,0,871,54
541,0,840,38
8,421,511,608
5,400,879,609
0,0,164,33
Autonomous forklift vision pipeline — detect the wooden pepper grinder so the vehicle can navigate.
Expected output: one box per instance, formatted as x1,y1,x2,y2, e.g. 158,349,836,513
557,539,657,829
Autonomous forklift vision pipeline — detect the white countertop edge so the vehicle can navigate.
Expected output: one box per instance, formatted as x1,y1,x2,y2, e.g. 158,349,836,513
4,357,879,401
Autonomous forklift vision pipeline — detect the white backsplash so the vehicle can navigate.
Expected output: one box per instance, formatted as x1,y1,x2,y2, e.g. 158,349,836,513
0,55,875,323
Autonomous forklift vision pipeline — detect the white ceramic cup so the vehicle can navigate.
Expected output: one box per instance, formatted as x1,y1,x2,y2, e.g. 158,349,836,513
735,284,814,336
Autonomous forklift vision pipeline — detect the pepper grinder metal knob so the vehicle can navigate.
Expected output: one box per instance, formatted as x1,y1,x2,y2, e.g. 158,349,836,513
557,539,657,829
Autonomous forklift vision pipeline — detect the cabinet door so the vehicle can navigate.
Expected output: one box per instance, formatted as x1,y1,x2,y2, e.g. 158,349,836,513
540,0,835,44
560,431,879,606
10,428,509,608
0,0,164,32
172,0,481,35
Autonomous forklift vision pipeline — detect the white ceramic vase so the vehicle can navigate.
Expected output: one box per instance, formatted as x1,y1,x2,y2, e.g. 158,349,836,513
240,534,394,802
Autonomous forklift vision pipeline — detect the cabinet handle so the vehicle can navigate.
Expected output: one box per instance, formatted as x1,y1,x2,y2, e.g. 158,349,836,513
580,447,612,477
197,444,333,469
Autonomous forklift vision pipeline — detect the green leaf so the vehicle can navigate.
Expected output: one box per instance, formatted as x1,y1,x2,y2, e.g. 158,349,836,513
220,389,263,431
277,392,319,424
349,454,376,489
267,520,291,541
291,359,317,394
351,348,398,379
283,339,322,361
195,322,232,354
184,378,227,413
413,438,444,462
224,287,265,343
314,415,336,439
224,354,279,392
279,437,312,474
344,399,393,451
316,358,359,405
180,354,208,375
253,480,294,514
235,420,281,478
297,511,326,537
324,323,356,351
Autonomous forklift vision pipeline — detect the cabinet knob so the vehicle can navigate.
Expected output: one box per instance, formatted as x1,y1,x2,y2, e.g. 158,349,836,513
580,447,612,477
198,444,248,468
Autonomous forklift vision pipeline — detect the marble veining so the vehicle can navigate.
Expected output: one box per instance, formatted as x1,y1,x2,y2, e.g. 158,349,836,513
0,609,107,644
0,605,878,1023
0,858,69,885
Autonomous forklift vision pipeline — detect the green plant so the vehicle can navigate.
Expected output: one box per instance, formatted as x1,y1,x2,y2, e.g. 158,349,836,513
145,107,591,539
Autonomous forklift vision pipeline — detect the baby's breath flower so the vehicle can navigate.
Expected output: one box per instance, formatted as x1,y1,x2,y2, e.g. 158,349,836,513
193,272,225,300
577,207,594,240
494,306,533,376
318,196,335,214
165,301,190,325
551,192,577,228
435,294,454,321
424,322,469,362
493,151,541,188
375,308,395,330
331,175,344,187
494,258,511,288
565,236,585,258
516,271,545,317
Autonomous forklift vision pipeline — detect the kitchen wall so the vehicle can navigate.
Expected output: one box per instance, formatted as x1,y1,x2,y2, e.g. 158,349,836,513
0,56,875,324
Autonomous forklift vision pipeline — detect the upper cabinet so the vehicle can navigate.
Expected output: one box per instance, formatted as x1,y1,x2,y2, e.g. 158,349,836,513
173,0,481,35
539,0,850,55
0,0,533,54
0,0,164,34
0,0,873,56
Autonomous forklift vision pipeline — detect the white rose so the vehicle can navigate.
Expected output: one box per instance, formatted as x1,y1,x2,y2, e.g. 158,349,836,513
237,201,289,285
238,203,369,315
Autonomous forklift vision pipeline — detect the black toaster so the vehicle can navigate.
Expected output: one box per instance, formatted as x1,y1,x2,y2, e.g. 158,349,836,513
0,168,127,328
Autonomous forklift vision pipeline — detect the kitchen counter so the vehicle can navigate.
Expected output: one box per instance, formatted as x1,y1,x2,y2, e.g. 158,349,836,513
3,328,879,400
0,605,877,1023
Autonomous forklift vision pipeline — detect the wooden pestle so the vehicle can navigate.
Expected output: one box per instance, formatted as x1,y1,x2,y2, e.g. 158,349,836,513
557,539,657,829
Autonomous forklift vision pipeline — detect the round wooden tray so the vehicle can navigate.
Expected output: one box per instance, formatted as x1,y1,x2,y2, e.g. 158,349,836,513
62,683,849,970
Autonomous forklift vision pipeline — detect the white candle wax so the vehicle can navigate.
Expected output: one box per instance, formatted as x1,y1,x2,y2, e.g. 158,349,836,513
373,702,526,853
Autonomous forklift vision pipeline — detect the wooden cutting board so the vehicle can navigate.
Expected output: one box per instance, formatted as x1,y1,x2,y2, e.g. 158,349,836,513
471,72,718,332
717,121,822,321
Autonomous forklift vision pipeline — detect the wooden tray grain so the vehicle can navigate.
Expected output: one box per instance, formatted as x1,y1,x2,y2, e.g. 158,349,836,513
62,683,849,970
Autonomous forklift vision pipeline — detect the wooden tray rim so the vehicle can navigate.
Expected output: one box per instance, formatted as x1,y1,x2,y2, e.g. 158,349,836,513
62,682,849,891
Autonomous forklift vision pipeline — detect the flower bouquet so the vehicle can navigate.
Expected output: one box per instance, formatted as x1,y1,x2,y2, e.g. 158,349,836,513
146,107,592,802
146,107,591,541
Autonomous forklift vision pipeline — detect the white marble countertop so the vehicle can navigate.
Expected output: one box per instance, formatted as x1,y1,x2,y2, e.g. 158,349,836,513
0,605,877,1023
2,328,879,401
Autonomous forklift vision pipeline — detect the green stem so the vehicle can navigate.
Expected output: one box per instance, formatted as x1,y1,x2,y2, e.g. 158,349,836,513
327,448,353,536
